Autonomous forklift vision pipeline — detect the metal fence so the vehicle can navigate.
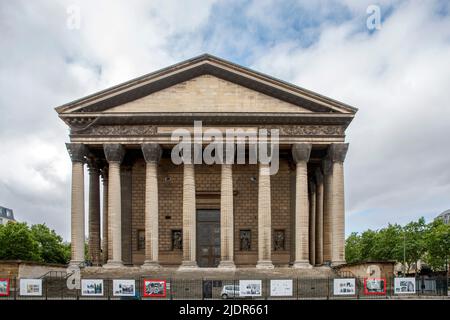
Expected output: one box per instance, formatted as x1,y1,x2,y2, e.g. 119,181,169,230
0,276,448,300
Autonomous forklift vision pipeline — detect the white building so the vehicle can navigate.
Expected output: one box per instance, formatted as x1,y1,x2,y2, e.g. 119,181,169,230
0,206,15,225
435,209,450,225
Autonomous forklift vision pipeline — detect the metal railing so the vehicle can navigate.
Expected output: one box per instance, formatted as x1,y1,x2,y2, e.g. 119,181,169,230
0,275,448,300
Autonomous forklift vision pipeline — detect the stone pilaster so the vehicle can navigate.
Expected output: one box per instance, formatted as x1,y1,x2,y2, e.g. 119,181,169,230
87,158,101,266
100,167,108,264
328,143,349,266
66,143,88,266
218,163,235,269
141,143,162,269
314,168,324,265
309,179,316,266
103,144,125,268
291,143,312,268
256,162,274,269
180,163,198,269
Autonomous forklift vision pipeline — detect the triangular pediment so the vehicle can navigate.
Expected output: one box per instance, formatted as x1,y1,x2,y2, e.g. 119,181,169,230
106,75,312,113
56,54,357,115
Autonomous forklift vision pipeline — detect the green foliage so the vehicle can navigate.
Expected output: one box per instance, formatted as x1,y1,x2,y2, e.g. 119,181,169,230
0,222,41,261
345,232,361,263
0,222,71,264
424,219,450,271
30,224,71,264
345,217,450,272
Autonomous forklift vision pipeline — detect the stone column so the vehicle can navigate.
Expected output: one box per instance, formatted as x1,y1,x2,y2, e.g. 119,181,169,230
101,167,109,264
322,158,333,264
256,162,274,269
141,143,162,269
292,143,312,268
180,163,198,269
309,180,316,266
66,143,88,266
315,168,324,265
218,163,235,269
103,144,125,268
87,158,101,266
328,143,349,266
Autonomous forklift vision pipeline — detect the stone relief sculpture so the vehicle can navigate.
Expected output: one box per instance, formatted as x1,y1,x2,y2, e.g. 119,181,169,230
274,230,285,251
240,230,251,251
172,230,182,250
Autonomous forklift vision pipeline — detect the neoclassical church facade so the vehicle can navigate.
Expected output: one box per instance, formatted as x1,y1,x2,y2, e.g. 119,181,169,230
56,54,356,270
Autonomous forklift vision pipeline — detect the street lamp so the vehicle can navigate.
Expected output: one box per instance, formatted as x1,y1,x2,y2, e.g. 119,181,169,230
403,231,406,277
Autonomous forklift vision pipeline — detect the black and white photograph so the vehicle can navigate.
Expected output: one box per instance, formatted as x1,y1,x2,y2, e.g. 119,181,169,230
239,280,262,297
270,279,293,297
113,279,136,297
19,279,42,296
394,278,416,294
81,279,104,296
333,278,356,296
364,278,386,295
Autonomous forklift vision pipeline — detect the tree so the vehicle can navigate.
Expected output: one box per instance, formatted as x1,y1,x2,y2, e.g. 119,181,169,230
345,232,362,263
0,222,71,264
372,223,403,261
424,219,450,272
30,224,71,264
359,229,378,260
0,222,41,261
403,217,427,274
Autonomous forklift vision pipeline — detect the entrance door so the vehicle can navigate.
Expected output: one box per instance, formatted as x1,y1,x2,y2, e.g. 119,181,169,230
196,210,220,267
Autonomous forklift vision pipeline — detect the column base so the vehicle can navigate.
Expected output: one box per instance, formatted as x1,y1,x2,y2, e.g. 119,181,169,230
292,260,313,268
178,261,198,270
68,260,84,268
256,260,274,269
103,260,124,268
218,261,236,270
331,260,346,267
141,261,161,269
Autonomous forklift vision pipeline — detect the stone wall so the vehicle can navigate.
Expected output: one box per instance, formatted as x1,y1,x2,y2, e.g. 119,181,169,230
0,261,66,278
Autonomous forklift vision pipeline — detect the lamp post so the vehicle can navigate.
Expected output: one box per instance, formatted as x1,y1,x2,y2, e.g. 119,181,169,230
403,231,406,277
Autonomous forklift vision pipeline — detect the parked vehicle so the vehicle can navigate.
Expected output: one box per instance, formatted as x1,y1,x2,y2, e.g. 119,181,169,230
221,285,240,299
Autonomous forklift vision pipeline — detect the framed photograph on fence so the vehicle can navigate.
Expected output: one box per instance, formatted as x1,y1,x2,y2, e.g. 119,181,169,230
20,279,42,296
239,280,262,297
113,279,136,297
394,277,416,294
143,279,166,297
364,278,386,295
0,279,10,296
333,278,356,296
270,279,293,297
81,279,104,296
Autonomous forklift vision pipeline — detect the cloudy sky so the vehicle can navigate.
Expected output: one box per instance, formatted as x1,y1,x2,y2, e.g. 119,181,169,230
0,0,449,240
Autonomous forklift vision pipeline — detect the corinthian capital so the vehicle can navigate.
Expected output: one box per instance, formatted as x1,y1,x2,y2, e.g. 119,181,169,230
327,143,349,163
141,143,162,164
104,144,125,163
291,143,312,163
66,143,88,163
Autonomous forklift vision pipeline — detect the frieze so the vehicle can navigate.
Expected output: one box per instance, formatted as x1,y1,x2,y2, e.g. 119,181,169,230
261,125,345,136
74,125,157,136
72,124,343,136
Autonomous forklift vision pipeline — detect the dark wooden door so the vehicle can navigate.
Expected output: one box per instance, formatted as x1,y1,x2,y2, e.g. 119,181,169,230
196,210,220,267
